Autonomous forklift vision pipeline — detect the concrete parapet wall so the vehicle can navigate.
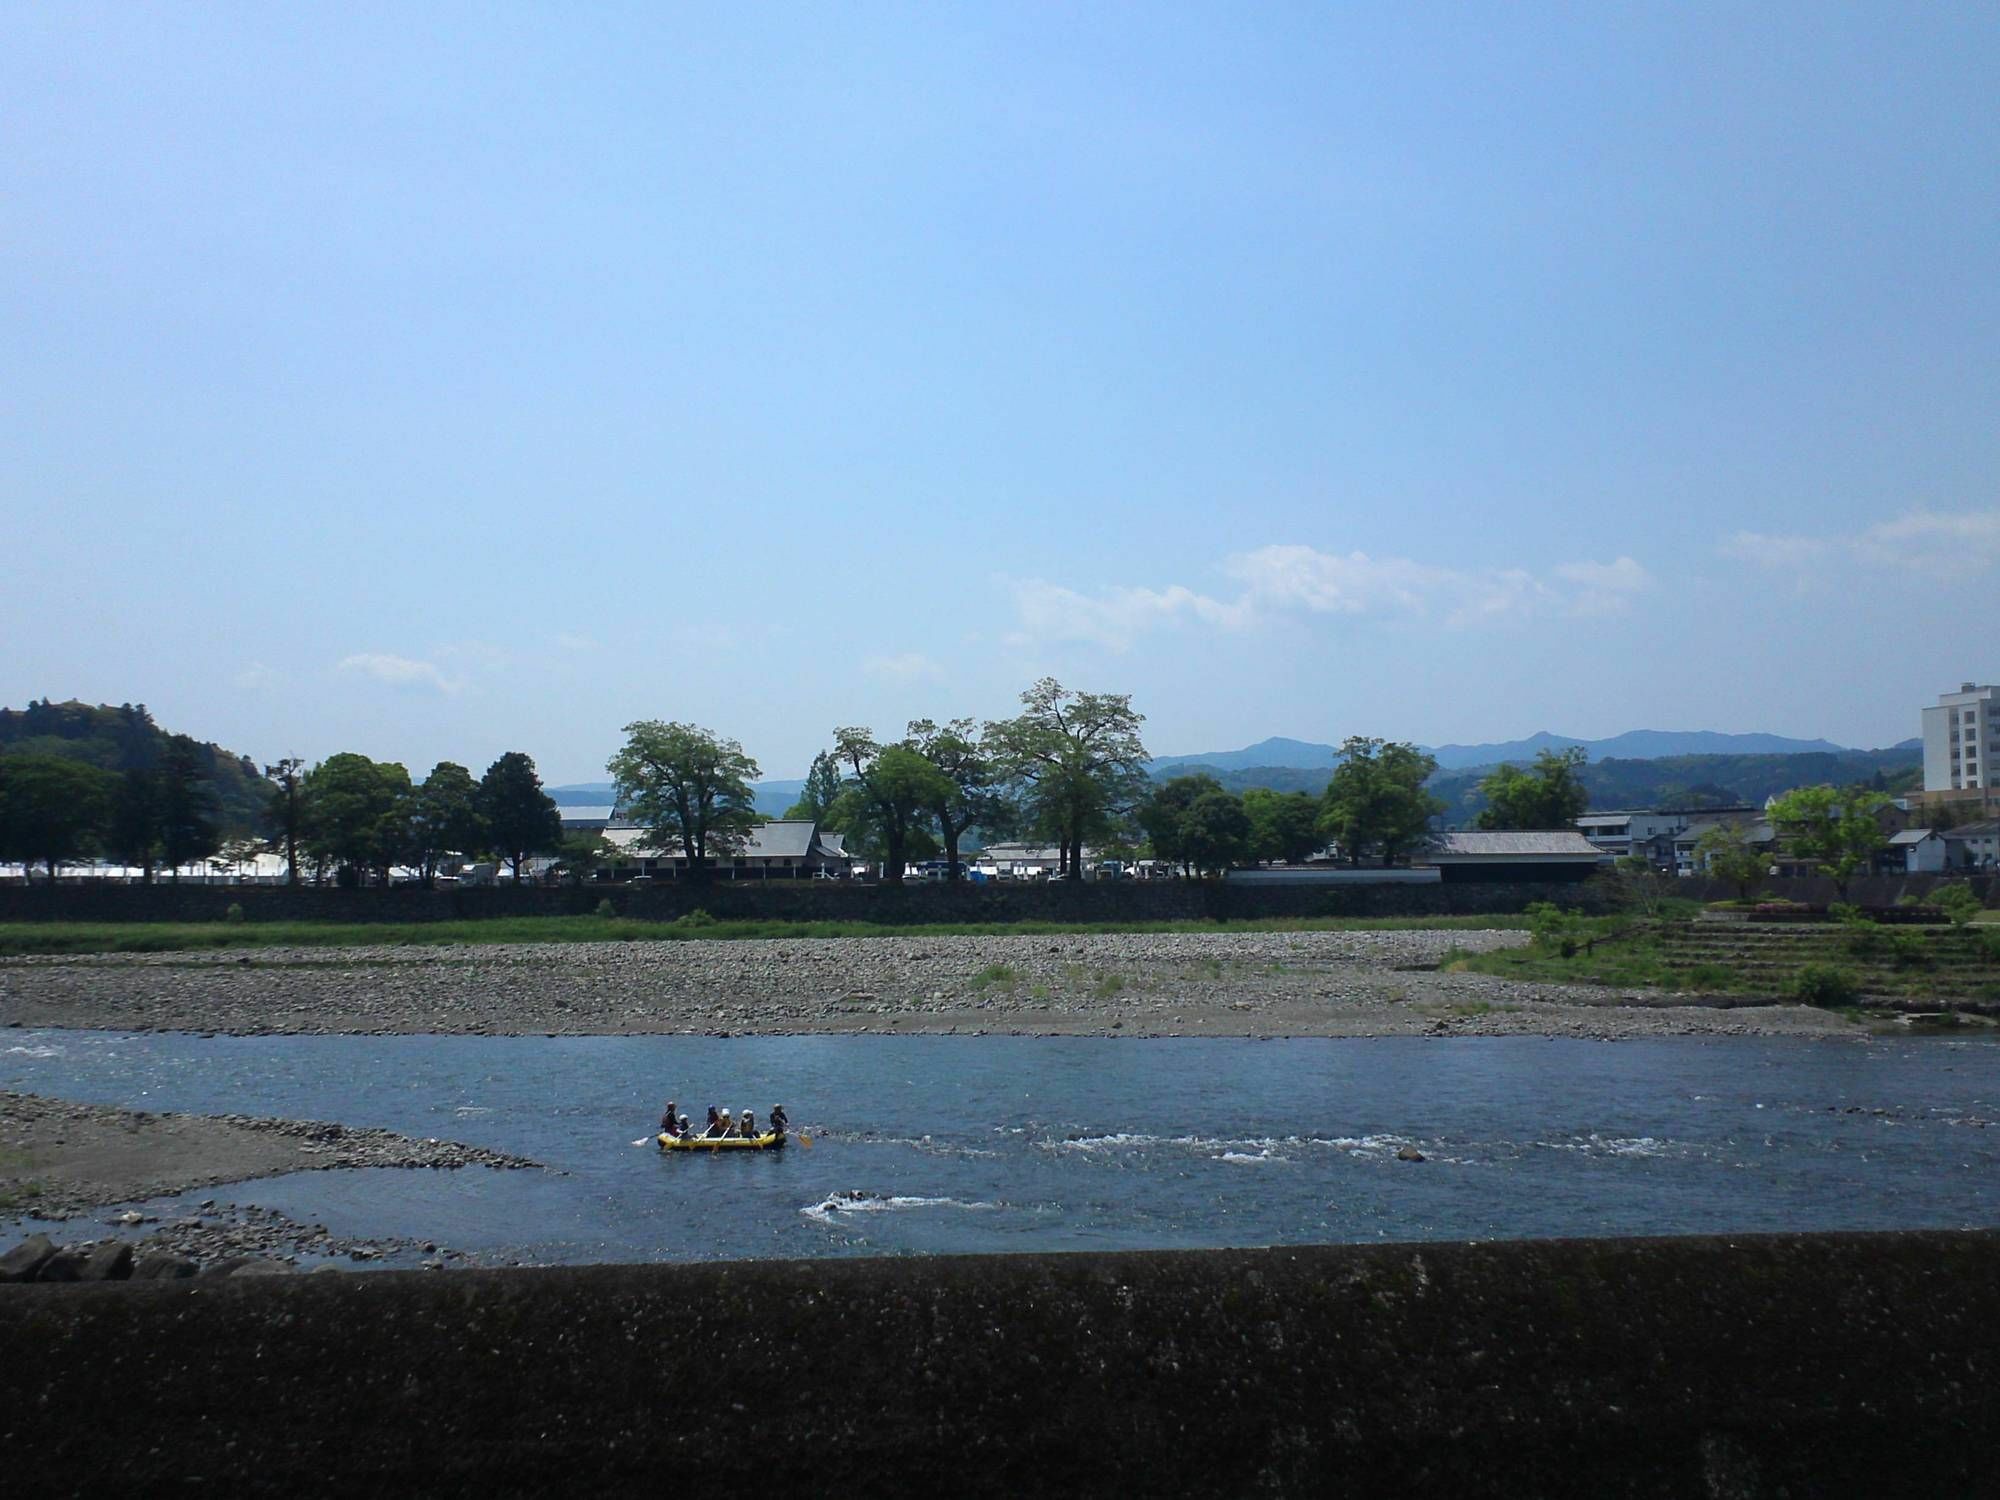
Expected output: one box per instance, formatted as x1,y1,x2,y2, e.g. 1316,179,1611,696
4,1231,1997,1496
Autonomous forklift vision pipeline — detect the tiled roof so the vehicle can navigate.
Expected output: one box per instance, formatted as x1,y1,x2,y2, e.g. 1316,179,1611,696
1431,831,1607,859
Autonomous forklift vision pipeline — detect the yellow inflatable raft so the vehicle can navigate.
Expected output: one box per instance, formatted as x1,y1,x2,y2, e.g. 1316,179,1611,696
658,1131,785,1152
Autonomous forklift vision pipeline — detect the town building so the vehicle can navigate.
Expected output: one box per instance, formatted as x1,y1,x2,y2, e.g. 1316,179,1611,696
1574,806,1758,866
1942,819,2000,871
1922,683,2000,794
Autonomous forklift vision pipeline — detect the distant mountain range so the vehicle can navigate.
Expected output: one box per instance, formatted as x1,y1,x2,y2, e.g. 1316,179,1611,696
1150,729,1901,775
547,779,807,818
550,727,1922,822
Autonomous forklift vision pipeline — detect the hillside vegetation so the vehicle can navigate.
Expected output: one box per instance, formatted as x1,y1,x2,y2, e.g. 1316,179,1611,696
0,700,267,835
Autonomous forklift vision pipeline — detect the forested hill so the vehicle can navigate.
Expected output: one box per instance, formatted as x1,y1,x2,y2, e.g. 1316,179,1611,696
1167,746,1923,822
0,700,267,833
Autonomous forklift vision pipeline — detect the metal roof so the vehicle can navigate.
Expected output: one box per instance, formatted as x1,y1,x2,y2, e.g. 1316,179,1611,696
603,820,823,861
1888,829,1940,845
1430,831,1607,860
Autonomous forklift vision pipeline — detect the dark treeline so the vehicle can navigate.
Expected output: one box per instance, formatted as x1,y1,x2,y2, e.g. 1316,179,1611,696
0,700,562,887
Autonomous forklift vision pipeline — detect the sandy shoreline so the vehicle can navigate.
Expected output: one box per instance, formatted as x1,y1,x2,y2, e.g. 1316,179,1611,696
0,928,1858,1040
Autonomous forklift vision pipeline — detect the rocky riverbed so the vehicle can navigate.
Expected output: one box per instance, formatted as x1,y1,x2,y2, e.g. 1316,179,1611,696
0,1090,539,1219
0,929,1856,1039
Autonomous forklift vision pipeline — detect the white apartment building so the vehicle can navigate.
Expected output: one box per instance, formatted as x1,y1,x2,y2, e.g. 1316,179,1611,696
1921,683,2000,792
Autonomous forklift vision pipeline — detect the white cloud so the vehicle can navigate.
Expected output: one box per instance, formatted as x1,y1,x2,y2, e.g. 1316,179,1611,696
232,662,279,691
1723,508,2000,581
1005,544,1651,649
864,651,947,682
336,652,462,695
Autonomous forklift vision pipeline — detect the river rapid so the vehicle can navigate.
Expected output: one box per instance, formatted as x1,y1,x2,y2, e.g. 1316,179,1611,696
4,1030,1996,1265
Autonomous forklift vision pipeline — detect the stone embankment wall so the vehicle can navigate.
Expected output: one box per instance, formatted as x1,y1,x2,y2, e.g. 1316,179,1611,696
0,876,1630,924
0,873,1985,927
4,1231,1997,1496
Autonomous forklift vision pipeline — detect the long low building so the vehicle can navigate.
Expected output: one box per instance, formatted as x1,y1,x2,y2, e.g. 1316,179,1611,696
1424,830,1611,882
598,819,850,880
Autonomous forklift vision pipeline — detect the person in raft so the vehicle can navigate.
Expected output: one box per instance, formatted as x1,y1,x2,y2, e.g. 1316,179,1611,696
702,1106,723,1138
769,1104,788,1139
739,1108,756,1139
659,1100,681,1138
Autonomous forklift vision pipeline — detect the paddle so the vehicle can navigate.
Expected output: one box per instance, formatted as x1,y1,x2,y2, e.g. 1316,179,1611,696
796,1131,813,1149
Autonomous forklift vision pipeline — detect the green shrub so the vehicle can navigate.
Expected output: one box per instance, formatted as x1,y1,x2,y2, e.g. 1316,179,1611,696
1685,962,1736,991
1789,963,1861,1007
1888,929,1932,968
970,963,1018,990
223,902,245,925
1526,902,1589,959
1933,883,1982,929
594,898,617,919
672,908,716,929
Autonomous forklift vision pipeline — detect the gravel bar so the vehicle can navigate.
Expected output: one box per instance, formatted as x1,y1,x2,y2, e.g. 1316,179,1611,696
0,929,1856,1040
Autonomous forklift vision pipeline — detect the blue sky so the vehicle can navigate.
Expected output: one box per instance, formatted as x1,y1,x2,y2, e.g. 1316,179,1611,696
5,4,1997,783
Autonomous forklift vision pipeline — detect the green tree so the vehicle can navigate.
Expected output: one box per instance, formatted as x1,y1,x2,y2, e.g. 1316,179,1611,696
109,767,164,882
829,729,951,885
155,734,222,878
406,761,485,886
263,759,307,886
1475,747,1590,830
1319,738,1442,866
985,679,1149,880
553,830,616,886
1767,784,1889,902
907,717,1003,882
1136,773,1224,876
1694,822,1771,902
1180,787,1251,876
607,721,761,882
476,753,563,883
783,750,847,823
302,754,412,886
0,753,119,879
1243,787,1324,865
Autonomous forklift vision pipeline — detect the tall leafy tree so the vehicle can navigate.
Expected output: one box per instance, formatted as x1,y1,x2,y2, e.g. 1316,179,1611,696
1242,787,1325,865
783,750,847,823
155,734,222,878
0,752,119,879
1320,738,1442,866
1475,747,1591,830
263,759,307,885
109,767,164,882
906,717,1003,881
985,679,1149,880
829,729,951,885
406,761,485,886
477,752,563,883
302,754,412,886
1767,784,1889,901
607,721,761,882
1137,773,1225,876
1180,786,1252,876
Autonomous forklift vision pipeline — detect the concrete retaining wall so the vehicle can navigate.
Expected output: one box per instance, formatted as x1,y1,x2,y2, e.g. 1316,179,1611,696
4,1231,1997,1496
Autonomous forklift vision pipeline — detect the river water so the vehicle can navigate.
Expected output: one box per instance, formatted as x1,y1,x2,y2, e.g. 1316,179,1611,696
4,1030,1997,1264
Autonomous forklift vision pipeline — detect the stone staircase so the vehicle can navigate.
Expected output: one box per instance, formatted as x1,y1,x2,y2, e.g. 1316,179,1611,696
1650,922,2000,1005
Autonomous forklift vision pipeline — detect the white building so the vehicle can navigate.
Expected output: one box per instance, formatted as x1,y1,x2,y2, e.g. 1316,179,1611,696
1922,683,2000,793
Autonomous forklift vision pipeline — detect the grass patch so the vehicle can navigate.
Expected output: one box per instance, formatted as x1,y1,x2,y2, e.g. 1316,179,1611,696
1092,972,1127,1000
969,963,1020,991
0,911,1536,957
1452,924,1735,992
